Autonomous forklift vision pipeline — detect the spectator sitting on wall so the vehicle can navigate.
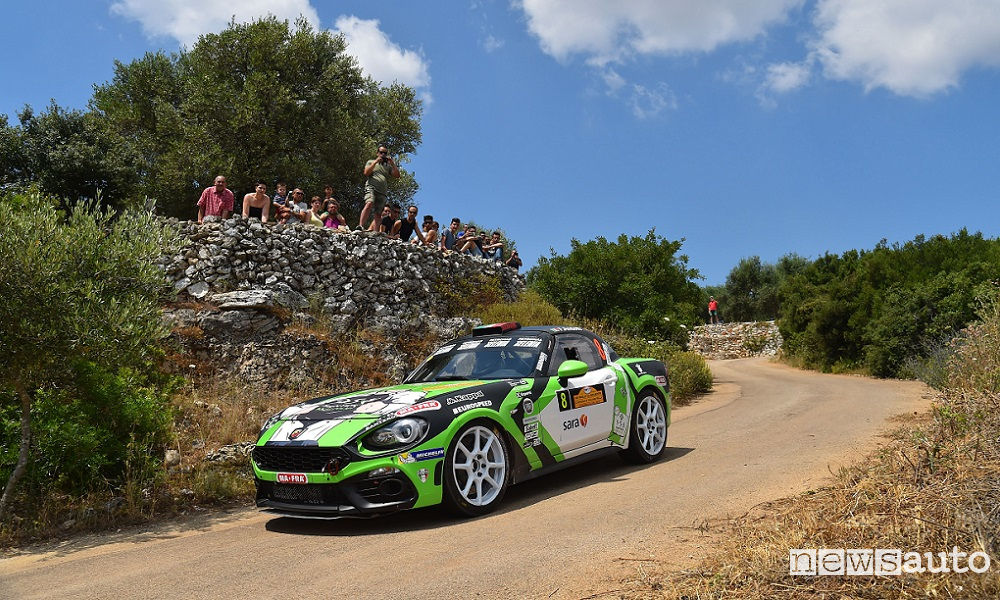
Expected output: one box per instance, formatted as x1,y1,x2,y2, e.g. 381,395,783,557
381,204,401,238
394,205,426,245
321,199,349,231
292,196,326,227
457,225,485,257
420,219,439,247
440,217,461,251
272,182,292,223
242,181,271,222
197,175,235,223
505,250,522,270
482,231,505,262
289,188,308,214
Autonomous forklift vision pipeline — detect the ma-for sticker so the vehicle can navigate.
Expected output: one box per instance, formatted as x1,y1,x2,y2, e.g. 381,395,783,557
557,386,607,411
276,473,308,484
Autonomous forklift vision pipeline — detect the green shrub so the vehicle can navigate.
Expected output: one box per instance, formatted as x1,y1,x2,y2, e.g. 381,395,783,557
0,364,175,499
474,290,567,326
667,351,714,404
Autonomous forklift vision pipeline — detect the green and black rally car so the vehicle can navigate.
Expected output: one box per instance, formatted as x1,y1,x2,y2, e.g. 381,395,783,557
253,323,670,518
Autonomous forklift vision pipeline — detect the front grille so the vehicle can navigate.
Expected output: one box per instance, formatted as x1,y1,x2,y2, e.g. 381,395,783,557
252,446,351,473
257,481,346,506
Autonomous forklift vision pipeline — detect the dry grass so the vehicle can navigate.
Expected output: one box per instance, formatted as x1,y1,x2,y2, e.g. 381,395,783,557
622,296,1000,599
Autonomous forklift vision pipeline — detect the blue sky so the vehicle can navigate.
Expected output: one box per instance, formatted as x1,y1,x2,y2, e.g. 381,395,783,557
3,1,999,285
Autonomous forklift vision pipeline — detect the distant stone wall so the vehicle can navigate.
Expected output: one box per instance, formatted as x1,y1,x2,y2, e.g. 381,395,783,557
688,321,783,360
158,216,524,318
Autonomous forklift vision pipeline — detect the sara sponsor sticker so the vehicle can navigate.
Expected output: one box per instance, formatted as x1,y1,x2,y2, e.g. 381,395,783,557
276,472,308,484
395,400,441,417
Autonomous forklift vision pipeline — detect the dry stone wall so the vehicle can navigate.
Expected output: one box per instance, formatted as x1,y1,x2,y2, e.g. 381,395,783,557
158,216,522,387
159,215,524,316
688,321,783,360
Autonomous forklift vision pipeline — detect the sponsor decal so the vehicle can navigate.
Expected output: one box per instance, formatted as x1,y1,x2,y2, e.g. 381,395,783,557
557,386,608,411
613,406,628,438
458,340,483,350
655,375,667,387
433,344,456,355
452,400,492,415
522,398,535,415
535,352,547,372
523,418,540,448
562,414,587,430
633,363,645,375
485,337,512,348
288,427,305,440
507,378,529,388
513,338,542,348
398,447,446,464
395,400,441,416
276,472,308,484
446,390,486,405
417,468,429,483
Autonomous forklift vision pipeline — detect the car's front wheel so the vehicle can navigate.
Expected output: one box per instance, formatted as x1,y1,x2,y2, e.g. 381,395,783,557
442,421,511,517
620,392,668,463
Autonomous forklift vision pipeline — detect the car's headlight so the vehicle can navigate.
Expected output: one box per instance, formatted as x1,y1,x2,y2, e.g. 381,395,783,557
259,411,283,438
364,418,429,449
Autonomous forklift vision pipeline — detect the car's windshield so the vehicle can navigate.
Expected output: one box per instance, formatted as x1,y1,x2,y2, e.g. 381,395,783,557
406,336,547,382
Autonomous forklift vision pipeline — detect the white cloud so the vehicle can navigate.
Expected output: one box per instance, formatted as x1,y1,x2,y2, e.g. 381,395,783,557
333,16,432,102
110,0,319,47
628,83,677,119
602,68,626,94
483,35,505,53
764,60,811,93
809,0,1000,96
518,0,804,66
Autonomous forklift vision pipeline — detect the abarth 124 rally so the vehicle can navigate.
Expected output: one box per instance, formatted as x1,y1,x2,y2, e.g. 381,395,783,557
252,323,671,518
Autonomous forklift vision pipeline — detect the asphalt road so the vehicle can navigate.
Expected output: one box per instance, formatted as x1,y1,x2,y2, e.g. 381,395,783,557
0,358,928,600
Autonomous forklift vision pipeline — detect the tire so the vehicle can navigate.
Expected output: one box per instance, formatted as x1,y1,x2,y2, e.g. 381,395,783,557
620,392,668,464
442,421,512,517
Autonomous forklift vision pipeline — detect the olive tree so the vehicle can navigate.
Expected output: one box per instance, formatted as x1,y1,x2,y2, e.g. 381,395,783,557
0,192,176,520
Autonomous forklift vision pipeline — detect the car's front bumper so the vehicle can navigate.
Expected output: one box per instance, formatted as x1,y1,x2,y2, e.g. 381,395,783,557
254,471,419,519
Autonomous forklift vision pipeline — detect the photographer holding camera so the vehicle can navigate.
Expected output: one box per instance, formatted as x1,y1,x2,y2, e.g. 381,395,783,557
359,145,400,231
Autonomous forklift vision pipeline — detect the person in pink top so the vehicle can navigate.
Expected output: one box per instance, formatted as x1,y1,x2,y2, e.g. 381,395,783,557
197,175,235,223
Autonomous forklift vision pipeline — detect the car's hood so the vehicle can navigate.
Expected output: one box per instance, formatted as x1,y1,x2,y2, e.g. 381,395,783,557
263,380,506,445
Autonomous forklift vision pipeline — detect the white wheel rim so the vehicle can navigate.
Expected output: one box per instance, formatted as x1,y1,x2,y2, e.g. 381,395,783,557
636,396,667,455
452,425,506,506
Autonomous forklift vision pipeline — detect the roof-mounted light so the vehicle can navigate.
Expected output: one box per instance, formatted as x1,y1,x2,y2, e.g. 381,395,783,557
472,322,522,336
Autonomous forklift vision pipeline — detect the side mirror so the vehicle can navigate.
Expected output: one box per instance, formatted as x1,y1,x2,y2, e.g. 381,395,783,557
557,359,589,380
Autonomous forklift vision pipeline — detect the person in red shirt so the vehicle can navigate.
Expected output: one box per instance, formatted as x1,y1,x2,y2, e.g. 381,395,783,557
197,175,235,223
708,296,719,324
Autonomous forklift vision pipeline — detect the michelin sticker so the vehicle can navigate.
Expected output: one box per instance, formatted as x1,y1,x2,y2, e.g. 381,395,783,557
397,448,445,463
